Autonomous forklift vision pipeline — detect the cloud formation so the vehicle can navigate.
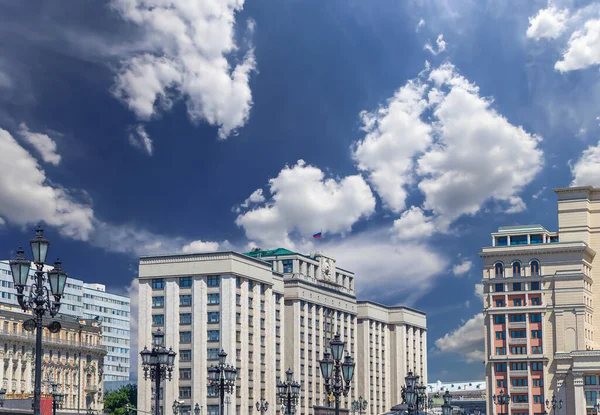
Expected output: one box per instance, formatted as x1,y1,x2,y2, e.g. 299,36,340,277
435,313,484,363
452,259,472,276
18,123,62,166
111,0,256,139
555,18,600,72
392,206,435,241
570,140,600,186
526,4,569,40
128,124,153,156
424,34,447,55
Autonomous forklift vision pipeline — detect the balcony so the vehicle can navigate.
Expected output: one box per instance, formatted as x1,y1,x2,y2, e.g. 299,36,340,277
512,402,529,410
511,386,529,393
85,384,98,394
508,337,527,345
508,321,527,329
510,370,528,377
0,328,107,354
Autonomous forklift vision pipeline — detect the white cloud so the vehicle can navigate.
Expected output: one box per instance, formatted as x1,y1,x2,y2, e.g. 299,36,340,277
435,313,484,363
353,80,432,212
128,124,153,155
424,34,447,55
475,283,484,301
111,0,256,139
18,123,61,166
570,140,600,186
242,189,265,207
532,186,547,199
505,196,527,213
555,18,600,72
236,160,376,247
416,19,425,32
0,217,5,226
526,4,570,40
0,128,93,240
392,206,435,241
452,259,472,276
181,240,220,253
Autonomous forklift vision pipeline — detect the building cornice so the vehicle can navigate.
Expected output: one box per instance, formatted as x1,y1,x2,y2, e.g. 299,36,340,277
479,241,596,258
140,250,273,268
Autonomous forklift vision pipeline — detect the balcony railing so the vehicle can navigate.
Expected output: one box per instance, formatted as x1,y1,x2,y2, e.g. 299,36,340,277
509,370,528,377
0,327,107,353
508,337,527,345
511,386,529,393
512,402,529,410
508,321,527,329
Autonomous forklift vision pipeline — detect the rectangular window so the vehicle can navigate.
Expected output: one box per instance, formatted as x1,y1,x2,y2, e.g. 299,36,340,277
511,378,528,387
496,236,508,246
510,330,526,338
509,314,526,322
531,297,541,306
208,312,220,323
531,346,543,354
208,293,220,304
497,379,507,388
180,295,192,307
495,299,505,307
496,347,506,355
179,368,192,380
531,281,540,290
180,331,192,343
180,350,192,361
152,296,164,308
207,406,219,415
282,260,293,273
236,294,241,305
533,379,544,387
495,283,504,292
585,375,597,385
179,386,192,398
531,329,543,338
248,297,253,308
495,331,506,340
207,330,220,341
510,235,528,245
152,314,164,325
513,298,522,306
180,313,192,325
530,313,542,323
586,391,598,405
530,234,542,244
207,276,220,287
494,315,506,324
179,277,193,287
236,277,242,288
531,362,543,371
510,362,527,371
512,283,522,291
512,395,529,403
208,348,220,360
495,363,507,372
152,279,164,290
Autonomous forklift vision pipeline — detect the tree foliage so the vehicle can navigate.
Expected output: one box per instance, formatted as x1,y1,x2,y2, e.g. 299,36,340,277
104,384,137,415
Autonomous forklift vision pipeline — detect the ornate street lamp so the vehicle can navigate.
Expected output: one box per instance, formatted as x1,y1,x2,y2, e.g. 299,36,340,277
351,396,368,415
415,383,428,412
277,368,301,415
319,333,355,415
208,349,237,415
492,389,510,415
545,394,563,415
0,388,6,407
10,227,68,415
141,329,177,415
401,372,420,414
441,390,452,415
256,398,269,414
51,383,64,415
173,400,183,415
194,403,201,415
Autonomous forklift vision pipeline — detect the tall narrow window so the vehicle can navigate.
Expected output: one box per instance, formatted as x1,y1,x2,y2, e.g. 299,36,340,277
512,262,521,277
495,263,504,278
530,260,540,276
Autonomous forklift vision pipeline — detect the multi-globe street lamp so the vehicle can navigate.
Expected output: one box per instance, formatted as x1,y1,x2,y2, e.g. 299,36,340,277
277,369,300,415
140,329,177,415
402,372,429,414
172,400,184,415
441,390,452,415
492,390,510,415
319,334,356,415
194,403,201,415
51,383,64,415
256,398,269,414
545,394,563,415
208,349,237,415
351,396,368,415
10,226,68,415
0,388,6,407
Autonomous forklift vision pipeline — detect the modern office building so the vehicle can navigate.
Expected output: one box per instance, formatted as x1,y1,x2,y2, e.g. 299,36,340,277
137,248,427,415
481,186,600,415
356,301,427,415
0,261,131,385
0,303,106,412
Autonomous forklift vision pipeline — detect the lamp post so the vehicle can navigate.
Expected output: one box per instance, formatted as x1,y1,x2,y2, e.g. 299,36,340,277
10,226,68,415
277,369,301,415
0,388,6,407
208,349,237,415
441,391,452,415
173,400,183,415
401,372,419,414
492,390,510,415
51,383,64,415
319,333,356,415
545,394,563,415
351,396,368,415
194,403,201,415
415,383,428,412
256,398,269,414
140,329,177,415
592,402,600,415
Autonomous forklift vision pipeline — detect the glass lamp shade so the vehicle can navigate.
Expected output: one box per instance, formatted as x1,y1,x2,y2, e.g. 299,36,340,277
168,348,176,366
330,333,345,361
10,247,30,288
286,368,294,383
229,366,238,382
362,400,368,410
153,329,165,347
30,226,50,265
219,349,227,365
158,349,170,365
291,382,301,396
405,372,417,390
276,382,286,397
405,389,414,406
341,355,355,382
264,402,269,411
208,366,219,381
149,350,158,365
173,402,179,415
443,391,452,406
256,402,260,411
194,403,200,415
140,347,152,365
320,352,333,379
224,366,236,382
48,259,68,296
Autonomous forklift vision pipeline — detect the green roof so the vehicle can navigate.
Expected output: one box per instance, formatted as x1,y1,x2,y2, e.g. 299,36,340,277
244,248,298,258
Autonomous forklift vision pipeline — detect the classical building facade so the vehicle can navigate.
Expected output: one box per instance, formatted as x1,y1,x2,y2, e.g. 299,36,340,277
0,304,107,412
137,248,427,415
481,186,600,415
0,261,131,384
356,301,427,415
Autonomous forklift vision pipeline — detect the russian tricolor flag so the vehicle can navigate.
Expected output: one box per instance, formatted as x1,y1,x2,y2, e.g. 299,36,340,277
313,232,322,239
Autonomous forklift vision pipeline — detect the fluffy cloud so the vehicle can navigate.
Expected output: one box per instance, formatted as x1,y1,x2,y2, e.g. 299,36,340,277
18,123,61,166
181,240,221,253
555,18,600,72
236,160,376,247
111,0,256,139
570,140,600,186
526,4,569,40
424,34,447,55
0,128,93,240
452,259,472,276
128,124,153,155
392,206,435,241
416,19,425,32
435,313,484,363
475,283,484,301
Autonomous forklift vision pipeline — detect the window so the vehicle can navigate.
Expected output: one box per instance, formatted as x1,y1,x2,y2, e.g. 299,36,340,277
207,276,220,287
208,330,220,341
511,235,528,245
248,297,253,308
531,260,540,276
207,406,219,415
208,348,220,360
531,362,543,371
494,315,506,324
586,391,598,406
513,298,522,306
495,331,506,340
495,363,506,372
530,313,542,323
179,386,192,398
531,297,541,306
495,283,504,292
180,295,192,307
532,378,544,387
530,235,542,244
152,296,164,308
497,379,507,388
152,279,164,290
180,331,192,343
152,315,164,325
236,277,243,288
282,260,293,273
513,262,521,277
532,329,543,338
585,375,597,385
531,281,541,290
531,346,543,354
513,282,522,291
180,313,192,325
236,294,241,305
208,312,220,323
208,293,220,304
495,263,504,278
180,277,193,287
510,330,526,338
510,346,527,355
180,350,192,361
495,299,505,307
180,368,192,380
512,395,528,403
509,314,526,322
496,347,506,355
512,378,528,387
510,362,527,371
496,236,508,246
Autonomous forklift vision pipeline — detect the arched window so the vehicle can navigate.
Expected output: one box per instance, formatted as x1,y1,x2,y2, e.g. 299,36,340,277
531,260,540,276
513,262,521,277
495,263,504,278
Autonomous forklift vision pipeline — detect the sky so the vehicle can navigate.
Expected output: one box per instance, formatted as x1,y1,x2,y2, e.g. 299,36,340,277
1,0,600,382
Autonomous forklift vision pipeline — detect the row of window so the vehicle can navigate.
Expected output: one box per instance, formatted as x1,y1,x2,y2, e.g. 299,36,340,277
152,276,221,289
177,330,220,343
495,281,541,292
495,261,540,278
495,362,544,372
496,346,544,355
496,378,544,387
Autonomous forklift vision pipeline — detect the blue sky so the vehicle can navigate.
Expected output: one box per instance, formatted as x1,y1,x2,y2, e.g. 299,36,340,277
1,0,600,382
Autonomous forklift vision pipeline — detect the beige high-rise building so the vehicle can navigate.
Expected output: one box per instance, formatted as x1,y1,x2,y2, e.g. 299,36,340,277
481,186,600,415
355,301,427,415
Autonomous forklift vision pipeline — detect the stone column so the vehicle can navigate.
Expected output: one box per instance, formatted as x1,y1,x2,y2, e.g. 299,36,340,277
573,373,585,415
192,276,208,415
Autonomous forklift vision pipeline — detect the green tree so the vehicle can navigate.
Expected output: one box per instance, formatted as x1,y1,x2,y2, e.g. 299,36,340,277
104,384,137,415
